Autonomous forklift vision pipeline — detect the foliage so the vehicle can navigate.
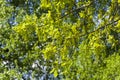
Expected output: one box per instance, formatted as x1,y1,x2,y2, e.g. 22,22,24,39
0,0,120,79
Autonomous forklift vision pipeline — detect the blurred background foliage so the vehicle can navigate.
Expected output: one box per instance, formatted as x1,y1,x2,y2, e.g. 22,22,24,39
0,0,120,79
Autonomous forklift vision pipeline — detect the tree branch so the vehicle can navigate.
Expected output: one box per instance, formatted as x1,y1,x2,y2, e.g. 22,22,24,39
60,1,93,19
79,18,120,37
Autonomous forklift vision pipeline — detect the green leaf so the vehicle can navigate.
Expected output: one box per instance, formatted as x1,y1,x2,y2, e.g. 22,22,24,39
53,70,58,77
